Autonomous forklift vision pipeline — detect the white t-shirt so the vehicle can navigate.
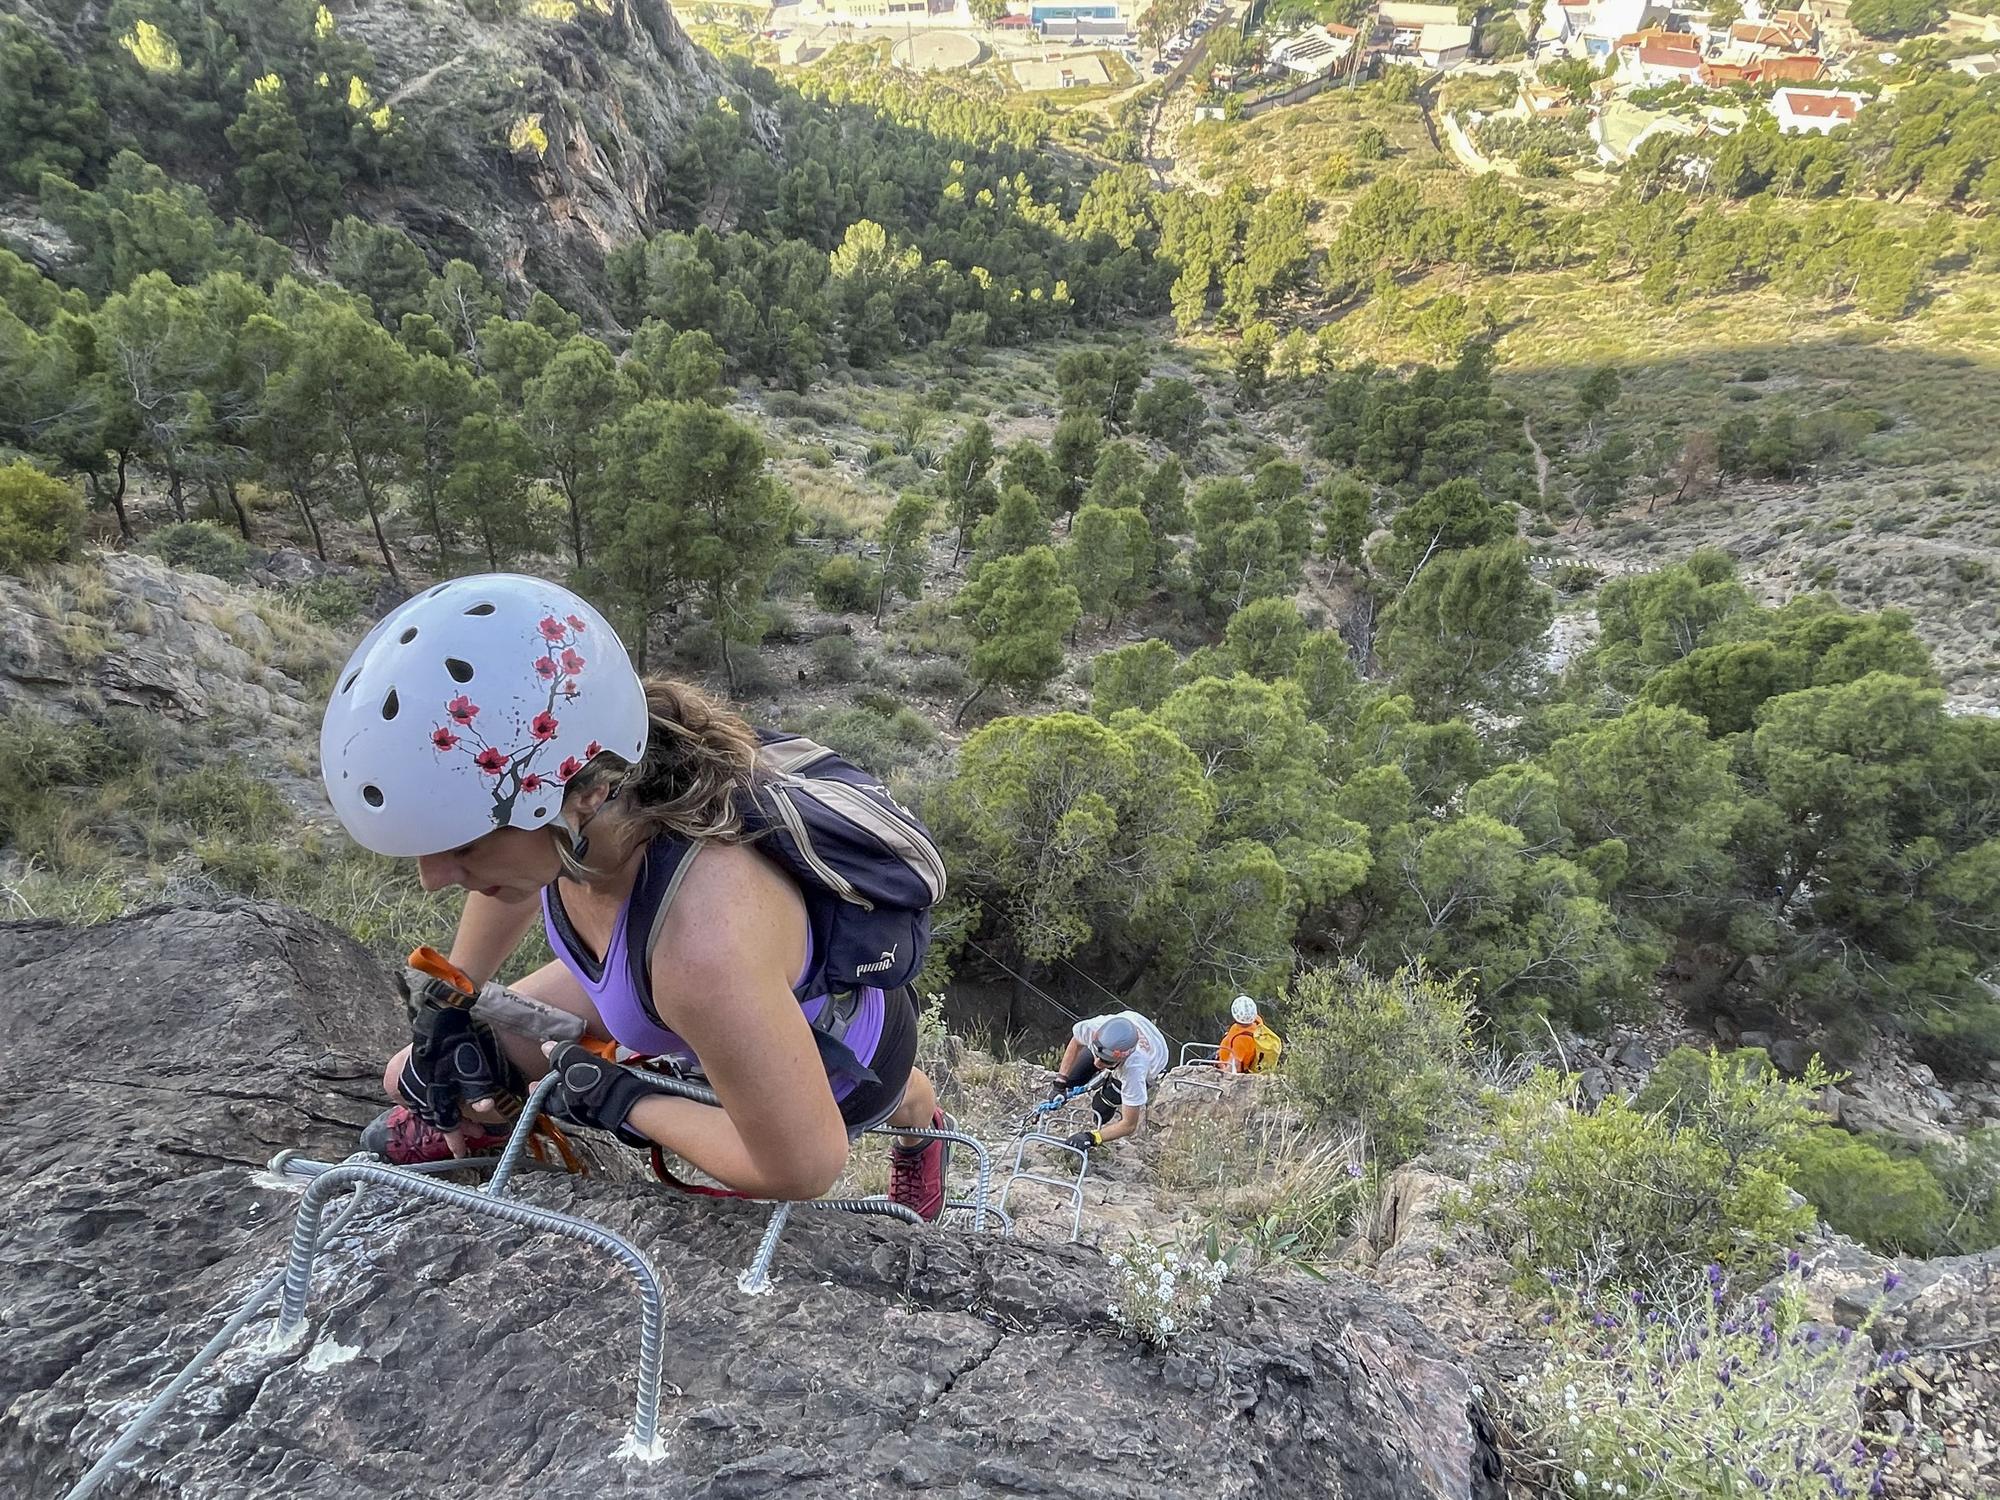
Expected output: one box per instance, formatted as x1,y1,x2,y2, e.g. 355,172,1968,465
1072,1011,1170,1108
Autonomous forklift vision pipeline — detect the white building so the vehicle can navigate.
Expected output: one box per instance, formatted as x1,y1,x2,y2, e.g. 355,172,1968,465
1551,0,1670,55
1771,87,1864,132
1418,20,1475,64
1268,23,1355,75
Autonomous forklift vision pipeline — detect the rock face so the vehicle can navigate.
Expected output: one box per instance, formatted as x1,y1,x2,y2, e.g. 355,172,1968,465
336,0,765,323
0,902,1502,1499
0,551,340,812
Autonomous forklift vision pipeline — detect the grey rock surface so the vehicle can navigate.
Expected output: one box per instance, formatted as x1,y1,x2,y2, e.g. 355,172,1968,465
0,551,336,815
0,902,1503,1499
336,0,767,324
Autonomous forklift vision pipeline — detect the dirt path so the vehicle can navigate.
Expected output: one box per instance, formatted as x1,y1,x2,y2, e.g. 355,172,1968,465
1523,415,1551,502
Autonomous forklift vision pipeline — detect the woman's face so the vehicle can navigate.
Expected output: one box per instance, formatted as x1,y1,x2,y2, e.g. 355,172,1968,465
415,826,560,903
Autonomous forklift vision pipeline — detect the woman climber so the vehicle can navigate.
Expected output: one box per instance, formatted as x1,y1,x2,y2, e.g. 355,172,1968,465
319,573,953,1219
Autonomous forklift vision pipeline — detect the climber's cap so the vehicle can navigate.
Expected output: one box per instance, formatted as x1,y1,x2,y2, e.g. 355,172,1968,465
1091,1015,1141,1067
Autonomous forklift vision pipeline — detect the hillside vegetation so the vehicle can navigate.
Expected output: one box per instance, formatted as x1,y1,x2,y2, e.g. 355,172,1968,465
3,5,1999,1496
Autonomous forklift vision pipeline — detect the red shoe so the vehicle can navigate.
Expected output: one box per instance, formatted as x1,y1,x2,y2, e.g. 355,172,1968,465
359,1106,510,1165
888,1109,952,1223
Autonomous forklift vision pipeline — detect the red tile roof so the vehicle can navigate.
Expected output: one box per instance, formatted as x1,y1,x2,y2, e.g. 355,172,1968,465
1699,61,1758,84
1761,53,1824,79
1777,87,1857,118
1619,25,1702,53
1637,40,1703,68
1730,21,1790,45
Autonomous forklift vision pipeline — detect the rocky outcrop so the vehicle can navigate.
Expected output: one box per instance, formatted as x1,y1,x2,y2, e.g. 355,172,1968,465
0,551,343,812
336,0,767,323
0,902,1503,1498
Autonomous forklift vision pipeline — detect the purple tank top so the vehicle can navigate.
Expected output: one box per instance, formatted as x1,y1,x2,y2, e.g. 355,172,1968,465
541,842,886,1101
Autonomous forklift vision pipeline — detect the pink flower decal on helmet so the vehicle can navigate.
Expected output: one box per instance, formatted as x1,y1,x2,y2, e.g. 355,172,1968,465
428,613,604,826
567,614,588,632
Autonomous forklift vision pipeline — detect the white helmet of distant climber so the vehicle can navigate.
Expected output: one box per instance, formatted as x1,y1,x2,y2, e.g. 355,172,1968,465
1231,995,1259,1025
321,575,648,857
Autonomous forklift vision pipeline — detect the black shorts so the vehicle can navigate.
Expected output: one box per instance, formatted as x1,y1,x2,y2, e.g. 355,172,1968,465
1092,1074,1122,1125
835,984,919,1135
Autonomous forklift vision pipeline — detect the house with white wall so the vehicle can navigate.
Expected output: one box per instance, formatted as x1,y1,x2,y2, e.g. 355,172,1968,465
1771,87,1864,131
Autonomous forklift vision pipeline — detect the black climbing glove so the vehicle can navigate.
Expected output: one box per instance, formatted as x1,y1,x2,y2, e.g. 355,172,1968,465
1065,1129,1101,1151
398,971,523,1133
543,1042,673,1148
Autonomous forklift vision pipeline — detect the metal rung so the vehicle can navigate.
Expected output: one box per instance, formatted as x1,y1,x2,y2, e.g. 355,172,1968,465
272,1075,669,1457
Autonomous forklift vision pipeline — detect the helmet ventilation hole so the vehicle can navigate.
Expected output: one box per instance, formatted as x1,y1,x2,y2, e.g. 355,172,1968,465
362,785,384,808
381,689,400,720
399,627,419,644
445,657,475,683
341,671,359,694
533,806,547,819
464,602,497,616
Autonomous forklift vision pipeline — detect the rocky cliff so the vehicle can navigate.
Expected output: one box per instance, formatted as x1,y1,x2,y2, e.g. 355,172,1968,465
336,0,764,321
0,901,1503,1498
3,0,759,324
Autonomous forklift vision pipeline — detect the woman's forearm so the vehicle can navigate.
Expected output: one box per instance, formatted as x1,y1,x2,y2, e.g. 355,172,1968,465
447,892,541,988
623,1093,847,1200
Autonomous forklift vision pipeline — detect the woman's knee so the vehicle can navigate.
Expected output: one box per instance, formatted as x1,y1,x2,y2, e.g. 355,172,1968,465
382,1044,412,1100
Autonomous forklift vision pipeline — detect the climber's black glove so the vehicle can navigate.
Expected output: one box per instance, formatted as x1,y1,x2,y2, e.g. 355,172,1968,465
398,972,522,1132
1065,1129,1101,1152
543,1042,673,1148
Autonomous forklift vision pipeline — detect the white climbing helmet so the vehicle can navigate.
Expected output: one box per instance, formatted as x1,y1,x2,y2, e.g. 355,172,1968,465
1231,995,1259,1025
320,575,648,857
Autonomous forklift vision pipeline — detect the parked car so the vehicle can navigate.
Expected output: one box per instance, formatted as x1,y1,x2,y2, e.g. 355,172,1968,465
1152,58,1169,71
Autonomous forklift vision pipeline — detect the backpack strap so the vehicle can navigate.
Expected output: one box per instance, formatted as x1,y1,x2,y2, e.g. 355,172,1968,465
624,833,880,1090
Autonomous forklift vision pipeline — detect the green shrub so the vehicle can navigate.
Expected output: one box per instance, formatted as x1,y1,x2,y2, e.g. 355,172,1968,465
765,546,822,599
144,521,251,580
283,575,373,627
812,554,878,614
1278,963,1476,1166
1783,1126,1949,1255
1926,1126,2000,1255
1550,562,1602,594
671,621,724,668
767,391,841,425
1524,1267,1893,1500
0,707,113,840
158,760,292,841
809,632,863,681
1471,1052,1823,1289
0,462,84,571
800,702,938,775
1911,1000,2000,1080
905,658,971,698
